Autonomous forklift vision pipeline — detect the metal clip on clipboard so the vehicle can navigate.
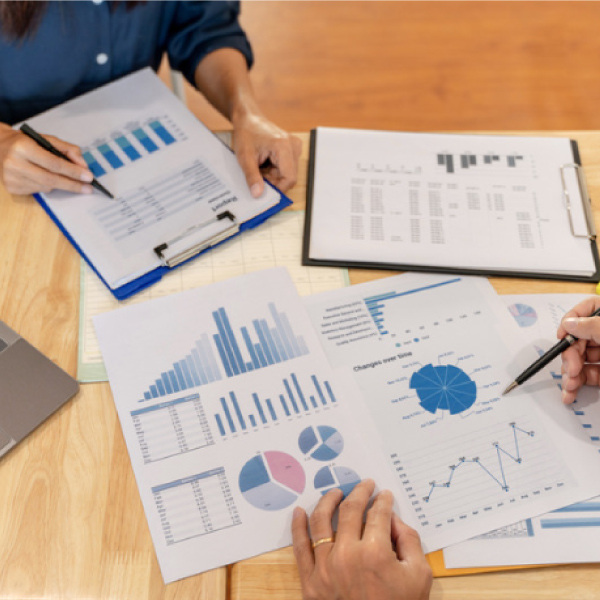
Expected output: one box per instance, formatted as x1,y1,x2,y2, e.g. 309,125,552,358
153,211,239,268
560,163,596,241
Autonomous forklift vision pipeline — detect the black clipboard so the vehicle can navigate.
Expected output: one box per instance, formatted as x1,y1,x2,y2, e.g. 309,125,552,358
302,128,600,283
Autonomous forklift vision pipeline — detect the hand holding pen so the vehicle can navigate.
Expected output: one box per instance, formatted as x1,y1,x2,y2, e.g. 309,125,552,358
0,122,112,197
503,297,600,403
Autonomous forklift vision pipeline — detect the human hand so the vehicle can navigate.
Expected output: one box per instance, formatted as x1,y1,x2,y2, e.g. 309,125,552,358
0,123,94,196
557,297,600,404
231,113,302,198
292,479,432,600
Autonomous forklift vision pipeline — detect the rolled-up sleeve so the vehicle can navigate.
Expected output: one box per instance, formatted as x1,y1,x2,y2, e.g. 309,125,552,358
166,1,254,85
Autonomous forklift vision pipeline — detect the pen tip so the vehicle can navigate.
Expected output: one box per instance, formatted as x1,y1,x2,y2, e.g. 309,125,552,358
502,381,518,396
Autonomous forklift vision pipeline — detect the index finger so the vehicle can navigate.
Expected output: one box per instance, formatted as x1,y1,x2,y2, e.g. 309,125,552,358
336,478,375,543
26,141,93,183
558,297,600,338
362,489,394,544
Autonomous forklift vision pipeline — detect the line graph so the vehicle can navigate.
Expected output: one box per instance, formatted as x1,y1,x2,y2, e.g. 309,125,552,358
424,423,534,501
393,417,571,530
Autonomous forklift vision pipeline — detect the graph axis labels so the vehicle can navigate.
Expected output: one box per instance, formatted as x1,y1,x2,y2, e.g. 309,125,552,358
410,363,477,415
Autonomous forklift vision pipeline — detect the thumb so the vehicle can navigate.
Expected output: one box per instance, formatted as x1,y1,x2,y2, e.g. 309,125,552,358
563,316,600,343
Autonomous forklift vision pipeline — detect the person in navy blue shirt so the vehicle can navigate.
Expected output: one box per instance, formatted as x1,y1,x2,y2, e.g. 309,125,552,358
0,1,301,198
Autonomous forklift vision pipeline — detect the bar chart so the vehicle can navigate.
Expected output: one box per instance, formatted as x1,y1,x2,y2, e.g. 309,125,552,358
152,467,241,545
213,372,338,436
140,303,310,402
131,393,214,463
82,115,184,178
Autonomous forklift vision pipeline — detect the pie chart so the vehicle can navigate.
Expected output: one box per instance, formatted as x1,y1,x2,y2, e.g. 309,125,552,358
239,451,305,511
298,425,344,461
410,364,477,415
314,465,361,497
508,303,537,328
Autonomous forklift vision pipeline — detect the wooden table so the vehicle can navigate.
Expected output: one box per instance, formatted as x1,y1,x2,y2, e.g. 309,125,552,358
0,132,599,599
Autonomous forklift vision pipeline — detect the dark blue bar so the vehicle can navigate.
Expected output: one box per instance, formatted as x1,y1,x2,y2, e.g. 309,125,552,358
242,327,261,368
144,391,151,400
283,378,299,413
229,392,246,430
215,414,226,436
253,393,267,424
156,379,166,396
150,120,176,145
218,308,246,374
220,397,236,433
254,344,267,368
249,415,257,427
168,371,180,393
161,373,173,394
213,310,241,375
98,143,124,169
213,334,233,378
324,381,337,403
82,151,106,177
279,394,291,417
291,373,309,411
266,398,277,421
133,128,158,153
115,136,141,161
312,375,327,405
310,395,318,408
150,384,159,398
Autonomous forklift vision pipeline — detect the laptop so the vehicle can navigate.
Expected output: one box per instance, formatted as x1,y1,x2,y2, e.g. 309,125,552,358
0,320,79,458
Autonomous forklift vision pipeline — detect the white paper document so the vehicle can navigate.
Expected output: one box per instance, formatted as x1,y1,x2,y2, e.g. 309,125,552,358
93,268,398,583
444,294,600,567
306,127,597,278
79,211,349,382
303,275,600,551
25,69,282,293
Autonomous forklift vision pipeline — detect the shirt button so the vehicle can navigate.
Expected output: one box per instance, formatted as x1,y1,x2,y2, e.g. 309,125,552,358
96,53,109,65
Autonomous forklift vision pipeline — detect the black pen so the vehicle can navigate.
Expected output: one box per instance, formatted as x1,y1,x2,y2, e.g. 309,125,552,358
503,306,600,395
19,123,114,199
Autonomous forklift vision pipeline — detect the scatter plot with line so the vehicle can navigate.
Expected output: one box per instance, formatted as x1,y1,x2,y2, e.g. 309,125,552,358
410,364,477,415
392,418,571,530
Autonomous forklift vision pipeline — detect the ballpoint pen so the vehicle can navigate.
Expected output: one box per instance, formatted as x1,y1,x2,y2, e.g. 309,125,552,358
502,306,600,395
19,123,114,199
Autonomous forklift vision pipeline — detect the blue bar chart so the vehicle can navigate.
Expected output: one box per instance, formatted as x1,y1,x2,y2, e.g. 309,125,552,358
140,303,310,402
82,116,183,177
213,372,338,436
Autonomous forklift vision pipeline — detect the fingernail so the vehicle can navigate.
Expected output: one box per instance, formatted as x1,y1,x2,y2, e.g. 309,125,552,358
81,185,93,194
563,317,580,332
80,171,94,183
251,183,263,198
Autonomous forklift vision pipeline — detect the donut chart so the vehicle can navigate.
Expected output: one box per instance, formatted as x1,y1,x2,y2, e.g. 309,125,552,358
298,425,344,461
314,465,361,497
508,303,538,328
239,451,305,511
410,364,477,415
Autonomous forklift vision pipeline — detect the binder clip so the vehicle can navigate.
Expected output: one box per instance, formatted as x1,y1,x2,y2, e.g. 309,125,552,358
560,163,596,240
154,211,239,268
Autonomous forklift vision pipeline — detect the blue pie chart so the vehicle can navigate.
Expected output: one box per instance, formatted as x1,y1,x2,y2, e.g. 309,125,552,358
410,364,477,415
314,465,361,497
508,303,538,328
298,425,344,461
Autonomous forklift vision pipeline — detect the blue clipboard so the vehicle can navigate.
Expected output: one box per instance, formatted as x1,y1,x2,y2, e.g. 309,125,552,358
34,183,292,300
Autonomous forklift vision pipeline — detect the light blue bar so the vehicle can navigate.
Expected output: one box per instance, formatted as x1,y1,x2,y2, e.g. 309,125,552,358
156,379,166,396
253,393,267,424
241,327,261,368
149,120,176,145
220,397,236,433
280,312,302,357
269,303,294,359
218,307,246,374
312,375,327,405
541,518,600,528
230,392,246,430
525,519,534,536
213,334,233,378
179,360,194,388
213,311,240,375
131,393,199,415
168,371,180,393
291,373,309,411
191,349,208,385
186,355,201,386
283,378,299,413
133,128,158,153
270,328,288,361
150,385,159,398
266,399,277,421
215,414,226,436
204,333,222,381
249,415,257,427
260,320,281,363
196,336,215,382
253,319,274,365
279,394,291,417
297,336,309,356
324,381,337,403
173,363,187,389
553,502,600,513
254,344,267,368
161,373,173,394
363,278,462,306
